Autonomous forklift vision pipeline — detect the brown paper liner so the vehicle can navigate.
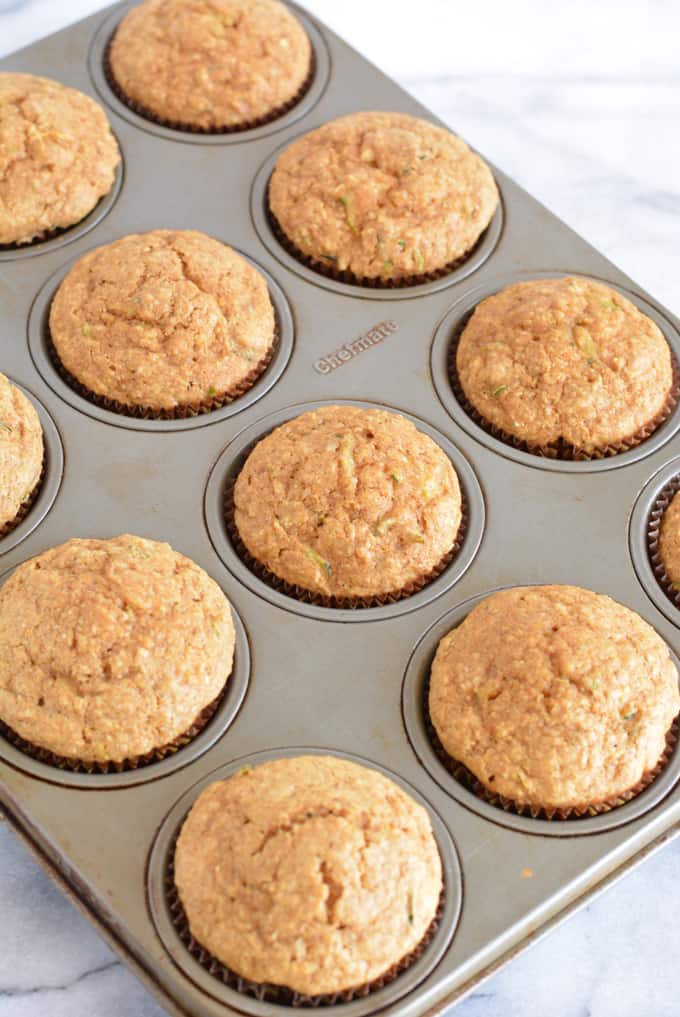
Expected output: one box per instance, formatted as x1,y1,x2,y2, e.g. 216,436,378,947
646,473,680,608
45,316,279,421
0,225,68,252
267,200,489,289
424,678,679,820
0,457,45,541
0,688,224,775
224,472,467,610
103,37,315,135
447,314,680,460
165,834,444,1007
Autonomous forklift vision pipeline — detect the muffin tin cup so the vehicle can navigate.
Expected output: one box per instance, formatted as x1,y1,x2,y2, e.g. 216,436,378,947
250,146,504,301
0,383,63,556
28,251,295,433
431,271,680,473
89,3,332,146
205,398,485,623
0,159,124,263
0,578,251,789
645,472,680,610
402,588,680,836
148,746,461,1016
630,457,680,626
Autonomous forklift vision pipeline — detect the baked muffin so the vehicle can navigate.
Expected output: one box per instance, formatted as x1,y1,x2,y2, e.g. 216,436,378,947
429,585,680,814
658,491,680,587
174,755,442,997
268,111,499,282
109,0,311,131
0,535,234,765
0,374,43,534
49,230,276,415
0,72,120,246
233,405,462,601
456,276,674,453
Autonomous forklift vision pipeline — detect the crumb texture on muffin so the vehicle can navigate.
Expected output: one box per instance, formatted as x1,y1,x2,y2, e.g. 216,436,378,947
174,754,442,996
659,491,680,584
0,535,234,763
268,111,498,280
456,276,673,450
0,72,120,245
0,374,43,530
429,585,680,811
234,405,462,599
49,230,276,411
109,0,311,129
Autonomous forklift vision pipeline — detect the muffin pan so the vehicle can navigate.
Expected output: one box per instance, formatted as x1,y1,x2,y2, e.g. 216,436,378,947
2,4,680,1017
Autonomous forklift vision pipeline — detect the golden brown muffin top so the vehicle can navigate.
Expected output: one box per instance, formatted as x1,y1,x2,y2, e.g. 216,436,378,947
429,585,679,811
109,0,311,129
456,276,673,450
659,490,680,585
0,536,234,763
268,111,499,280
234,405,462,599
0,374,43,531
0,72,120,245
49,230,276,411
174,755,442,995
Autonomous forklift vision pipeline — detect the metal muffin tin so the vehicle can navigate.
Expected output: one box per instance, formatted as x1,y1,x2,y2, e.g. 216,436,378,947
1,4,680,1016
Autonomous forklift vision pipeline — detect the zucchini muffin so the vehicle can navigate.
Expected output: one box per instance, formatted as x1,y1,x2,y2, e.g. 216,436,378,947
0,535,234,766
658,490,680,586
429,585,680,814
174,755,442,997
268,111,499,282
49,230,276,415
0,374,43,535
0,72,120,246
109,0,312,131
233,405,462,601
455,276,674,453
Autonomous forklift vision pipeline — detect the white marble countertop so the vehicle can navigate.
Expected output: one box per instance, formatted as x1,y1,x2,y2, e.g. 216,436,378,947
1,2,679,1015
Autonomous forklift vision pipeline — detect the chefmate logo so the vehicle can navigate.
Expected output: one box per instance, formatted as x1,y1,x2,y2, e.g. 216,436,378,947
313,320,398,375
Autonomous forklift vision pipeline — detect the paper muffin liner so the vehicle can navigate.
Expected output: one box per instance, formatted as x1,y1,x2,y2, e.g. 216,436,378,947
103,37,315,135
45,316,279,421
0,226,69,252
447,317,680,460
646,472,680,607
266,200,489,289
424,680,679,820
165,835,445,1007
0,688,224,775
224,473,467,610
0,457,45,541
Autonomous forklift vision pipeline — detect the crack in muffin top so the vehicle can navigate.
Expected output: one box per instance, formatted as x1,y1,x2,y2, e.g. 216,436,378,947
268,111,499,280
456,276,673,450
233,405,462,599
174,755,442,995
0,535,235,763
49,230,276,411
0,373,43,530
429,585,680,811
109,0,311,129
0,72,120,245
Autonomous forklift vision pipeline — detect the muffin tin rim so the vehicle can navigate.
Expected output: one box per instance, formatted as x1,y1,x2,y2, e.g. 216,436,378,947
430,269,680,474
0,565,251,789
26,242,295,433
629,455,680,627
0,156,124,263
0,379,64,557
87,1,332,147
147,744,462,1017
203,396,485,623
249,130,504,301
401,584,680,836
